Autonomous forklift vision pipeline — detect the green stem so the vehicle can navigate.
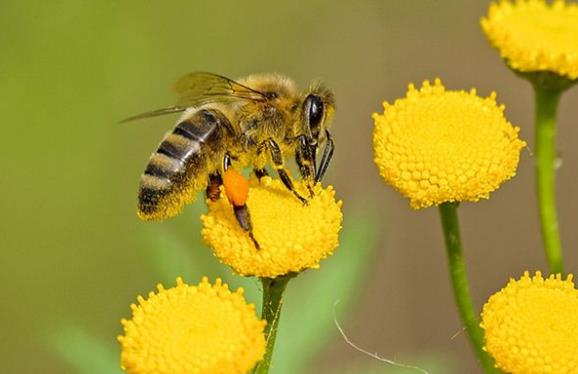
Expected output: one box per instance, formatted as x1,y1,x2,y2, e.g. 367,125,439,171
438,203,499,373
252,275,293,374
533,85,564,275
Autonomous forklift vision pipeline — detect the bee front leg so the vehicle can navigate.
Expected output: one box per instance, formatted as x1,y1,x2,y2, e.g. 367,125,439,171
267,138,308,205
295,135,316,197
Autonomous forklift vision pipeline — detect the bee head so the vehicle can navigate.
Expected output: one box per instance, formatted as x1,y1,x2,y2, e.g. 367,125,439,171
294,83,335,183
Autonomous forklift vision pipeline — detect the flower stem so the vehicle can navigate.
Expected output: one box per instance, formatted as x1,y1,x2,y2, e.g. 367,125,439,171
438,202,499,373
533,84,564,275
252,274,293,374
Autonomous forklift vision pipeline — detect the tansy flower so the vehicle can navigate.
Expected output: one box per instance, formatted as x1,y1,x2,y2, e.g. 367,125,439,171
481,271,578,374
482,0,578,80
372,79,526,209
201,176,342,278
118,277,266,374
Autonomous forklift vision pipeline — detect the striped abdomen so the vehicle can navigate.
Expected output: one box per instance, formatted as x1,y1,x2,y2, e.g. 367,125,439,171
138,108,233,220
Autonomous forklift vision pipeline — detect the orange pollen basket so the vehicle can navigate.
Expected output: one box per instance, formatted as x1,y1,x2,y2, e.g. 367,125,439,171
223,169,249,206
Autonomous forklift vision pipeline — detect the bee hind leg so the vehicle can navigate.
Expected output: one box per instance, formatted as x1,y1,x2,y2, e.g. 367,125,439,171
233,205,260,250
222,155,260,250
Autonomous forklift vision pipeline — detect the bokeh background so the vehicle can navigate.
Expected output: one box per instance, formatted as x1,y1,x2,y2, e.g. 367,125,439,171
3,1,578,373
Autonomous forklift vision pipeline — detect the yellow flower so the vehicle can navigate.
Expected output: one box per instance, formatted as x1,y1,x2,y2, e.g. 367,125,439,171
201,177,342,278
118,277,266,374
372,79,526,209
481,271,578,374
482,0,578,80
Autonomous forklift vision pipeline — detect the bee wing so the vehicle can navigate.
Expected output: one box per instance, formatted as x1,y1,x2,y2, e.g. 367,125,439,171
173,72,268,107
119,106,187,123
121,72,268,123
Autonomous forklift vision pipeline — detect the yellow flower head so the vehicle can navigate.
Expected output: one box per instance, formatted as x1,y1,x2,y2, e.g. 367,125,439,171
482,0,578,80
118,277,266,374
481,271,578,374
201,177,342,278
372,79,526,209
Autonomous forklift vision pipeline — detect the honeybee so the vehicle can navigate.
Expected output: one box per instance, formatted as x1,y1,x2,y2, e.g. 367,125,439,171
123,72,335,244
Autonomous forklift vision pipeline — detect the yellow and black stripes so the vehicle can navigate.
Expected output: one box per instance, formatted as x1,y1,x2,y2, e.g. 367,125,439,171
138,108,234,220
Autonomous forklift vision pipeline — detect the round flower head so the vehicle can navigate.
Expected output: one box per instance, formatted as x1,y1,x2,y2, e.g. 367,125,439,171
482,0,578,80
372,79,526,209
118,277,266,374
201,177,342,278
481,271,578,374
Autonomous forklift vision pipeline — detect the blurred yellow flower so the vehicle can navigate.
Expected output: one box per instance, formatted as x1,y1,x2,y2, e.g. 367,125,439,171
481,271,578,374
482,0,578,80
372,79,526,209
118,277,265,374
201,177,342,278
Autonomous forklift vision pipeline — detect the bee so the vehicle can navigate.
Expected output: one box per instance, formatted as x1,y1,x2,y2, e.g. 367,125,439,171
123,72,335,245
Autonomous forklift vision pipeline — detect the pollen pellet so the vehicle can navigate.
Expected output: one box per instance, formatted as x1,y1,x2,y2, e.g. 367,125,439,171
223,169,249,207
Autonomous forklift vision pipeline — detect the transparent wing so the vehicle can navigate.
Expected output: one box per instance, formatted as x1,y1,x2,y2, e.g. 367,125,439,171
119,106,186,123
173,72,268,107
121,72,268,123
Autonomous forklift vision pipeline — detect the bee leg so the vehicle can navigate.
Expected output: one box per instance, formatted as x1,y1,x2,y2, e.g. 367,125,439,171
295,135,316,197
233,205,260,250
206,152,233,201
206,173,223,201
254,168,269,180
223,153,260,250
267,138,308,205
223,153,232,170
315,130,334,183
254,143,270,181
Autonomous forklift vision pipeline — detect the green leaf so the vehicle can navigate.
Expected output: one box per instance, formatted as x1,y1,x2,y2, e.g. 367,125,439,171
49,327,122,374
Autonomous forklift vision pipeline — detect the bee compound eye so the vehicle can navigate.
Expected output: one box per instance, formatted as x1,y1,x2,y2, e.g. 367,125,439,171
307,95,324,129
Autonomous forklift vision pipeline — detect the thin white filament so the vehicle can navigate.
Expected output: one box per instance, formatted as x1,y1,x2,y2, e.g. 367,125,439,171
333,300,429,374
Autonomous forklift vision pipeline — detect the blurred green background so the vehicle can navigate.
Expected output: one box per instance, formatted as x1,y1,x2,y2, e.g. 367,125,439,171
3,1,578,373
